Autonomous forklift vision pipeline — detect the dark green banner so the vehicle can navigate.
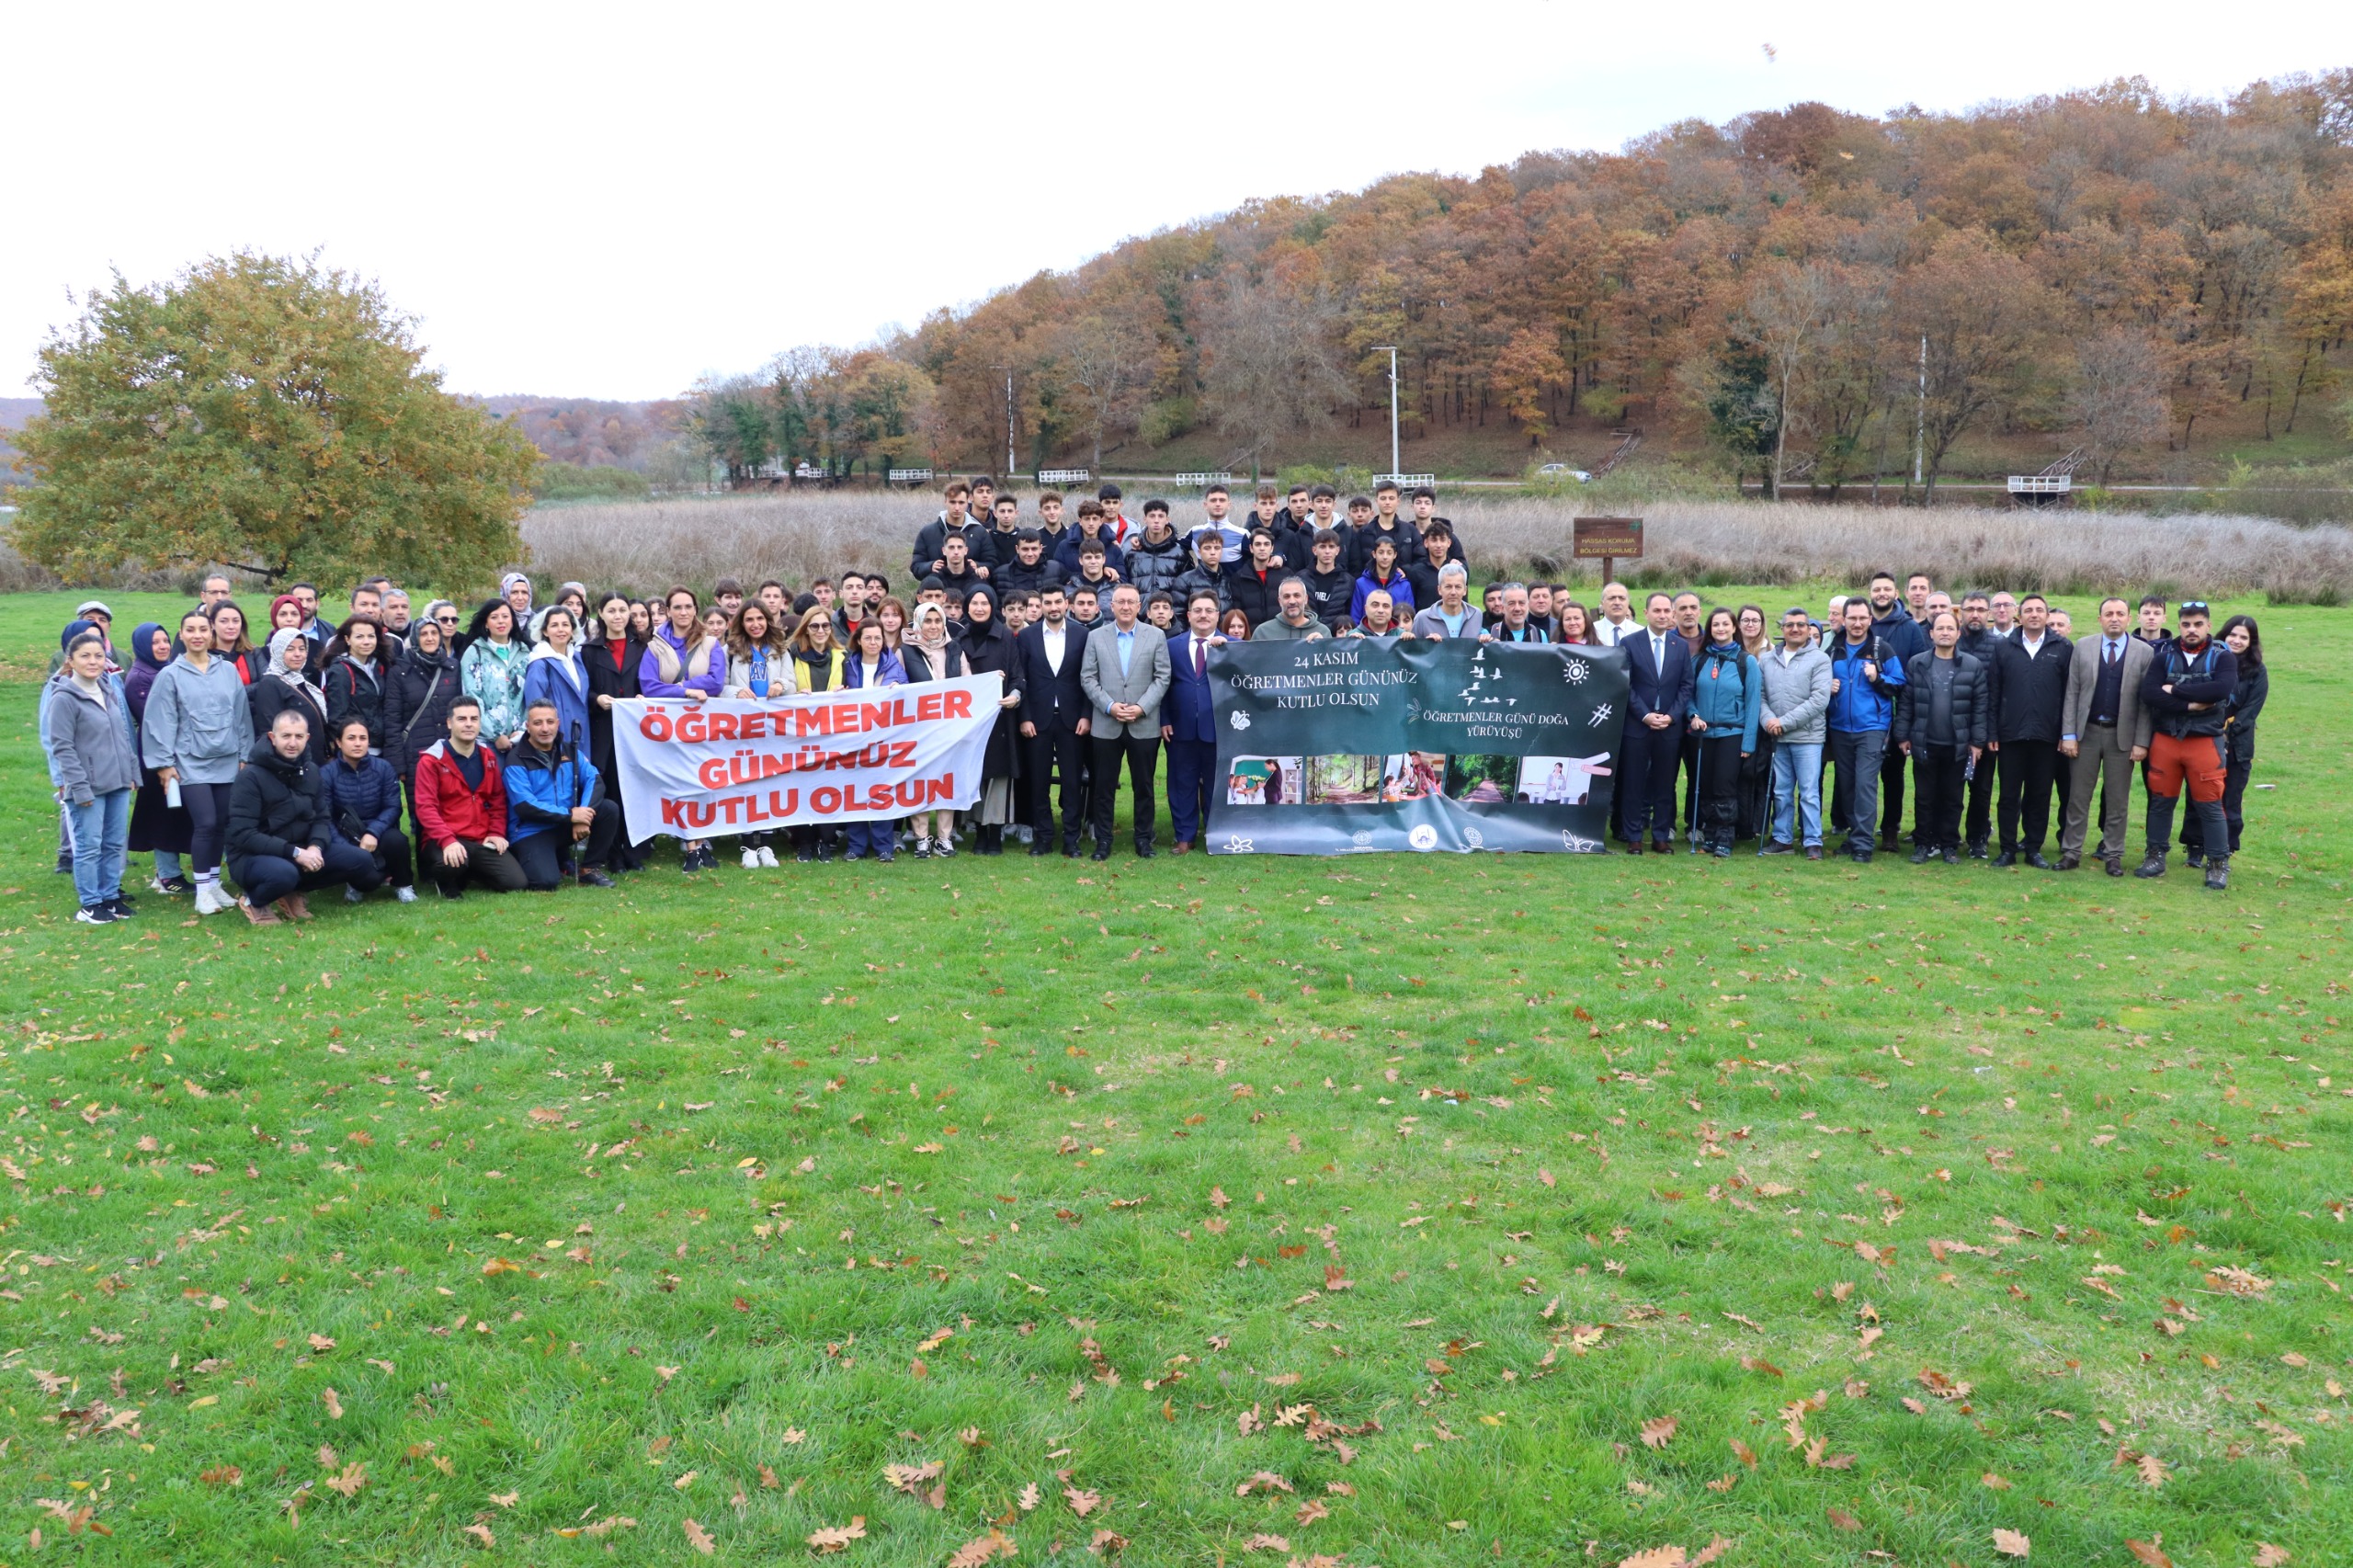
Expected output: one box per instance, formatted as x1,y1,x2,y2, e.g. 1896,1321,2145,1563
1209,639,1630,855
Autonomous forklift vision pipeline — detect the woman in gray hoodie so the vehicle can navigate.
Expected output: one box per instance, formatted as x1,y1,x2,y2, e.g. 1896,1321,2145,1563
140,607,256,915
42,629,142,924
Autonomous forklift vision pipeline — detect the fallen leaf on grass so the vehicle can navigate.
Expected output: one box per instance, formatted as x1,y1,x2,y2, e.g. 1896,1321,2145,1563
463,1523,494,1547
323,1462,366,1498
2137,1453,2168,1489
949,1529,1018,1568
2252,1547,2290,1567
1739,1356,1783,1378
1236,1471,1294,1496
1826,1508,1862,1532
488,1490,519,1508
1983,1472,2012,1490
1994,1528,2031,1557
1088,1528,1129,1555
1640,1415,1677,1449
1017,1483,1041,1512
199,1465,242,1486
1617,1550,1686,1568
1240,1534,1290,1551
1729,1437,1757,1468
807,1517,867,1552
1065,1486,1102,1517
306,1334,335,1351
2125,1541,2173,1568
1692,1540,1733,1566
685,1517,717,1555
1294,1499,1329,1526
321,1388,344,1420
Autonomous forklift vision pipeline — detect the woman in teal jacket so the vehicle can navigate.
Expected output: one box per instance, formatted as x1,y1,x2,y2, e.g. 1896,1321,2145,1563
1687,607,1760,858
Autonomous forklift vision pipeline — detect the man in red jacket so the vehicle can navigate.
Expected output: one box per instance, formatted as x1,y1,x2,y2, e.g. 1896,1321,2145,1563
412,697,527,898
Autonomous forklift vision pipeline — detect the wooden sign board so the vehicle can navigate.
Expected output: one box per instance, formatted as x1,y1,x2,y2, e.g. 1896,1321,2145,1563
1573,517,1643,560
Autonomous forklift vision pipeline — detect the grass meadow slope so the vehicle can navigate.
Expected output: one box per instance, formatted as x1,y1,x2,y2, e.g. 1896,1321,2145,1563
0,588,2347,1567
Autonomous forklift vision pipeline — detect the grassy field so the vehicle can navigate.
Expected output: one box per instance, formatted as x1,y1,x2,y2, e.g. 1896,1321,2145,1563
3,587,2347,1567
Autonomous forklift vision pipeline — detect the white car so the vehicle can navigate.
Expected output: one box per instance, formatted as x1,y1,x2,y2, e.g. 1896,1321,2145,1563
1537,463,1593,483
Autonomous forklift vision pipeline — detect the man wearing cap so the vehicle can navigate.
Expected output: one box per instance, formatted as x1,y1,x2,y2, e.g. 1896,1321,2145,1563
2135,599,2237,891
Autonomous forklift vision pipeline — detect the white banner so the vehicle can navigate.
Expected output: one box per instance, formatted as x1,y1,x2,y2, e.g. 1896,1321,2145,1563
612,677,1003,842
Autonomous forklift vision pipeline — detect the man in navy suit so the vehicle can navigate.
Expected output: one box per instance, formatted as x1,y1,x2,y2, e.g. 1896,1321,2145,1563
1619,591,1696,851
1016,584,1092,857
1162,590,1226,852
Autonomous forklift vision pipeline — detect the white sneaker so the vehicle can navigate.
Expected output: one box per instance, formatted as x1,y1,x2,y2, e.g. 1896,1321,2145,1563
394,886,417,903
756,846,779,868
193,881,227,915
1014,825,1034,845
741,847,762,869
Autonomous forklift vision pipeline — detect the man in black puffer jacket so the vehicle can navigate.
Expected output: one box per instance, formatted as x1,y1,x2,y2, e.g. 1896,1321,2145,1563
1120,508,1190,605
1892,608,1988,864
224,710,382,923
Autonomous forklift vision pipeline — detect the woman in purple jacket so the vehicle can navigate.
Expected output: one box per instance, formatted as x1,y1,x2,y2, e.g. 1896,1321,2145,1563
637,585,725,871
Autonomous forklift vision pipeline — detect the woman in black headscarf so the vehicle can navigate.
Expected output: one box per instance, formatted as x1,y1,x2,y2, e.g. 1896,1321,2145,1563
124,620,195,894
958,585,1027,856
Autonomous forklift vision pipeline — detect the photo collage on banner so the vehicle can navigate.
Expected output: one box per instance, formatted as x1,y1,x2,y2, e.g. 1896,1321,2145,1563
1211,640,1629,855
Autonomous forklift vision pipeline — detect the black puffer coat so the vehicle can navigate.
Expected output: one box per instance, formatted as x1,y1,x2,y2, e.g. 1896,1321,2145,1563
1894,650,1990,752
225,738,329,863
387,645,464,781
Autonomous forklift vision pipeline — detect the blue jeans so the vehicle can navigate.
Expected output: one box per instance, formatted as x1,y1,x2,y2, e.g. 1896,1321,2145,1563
1771,742,1824,846
64,790,131,907
845,821,893,859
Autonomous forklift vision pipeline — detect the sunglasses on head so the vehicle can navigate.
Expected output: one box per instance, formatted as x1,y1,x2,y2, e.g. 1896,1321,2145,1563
2178,601,2211,617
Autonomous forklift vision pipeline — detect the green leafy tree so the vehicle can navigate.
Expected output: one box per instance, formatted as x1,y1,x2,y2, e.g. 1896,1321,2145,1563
9,252,535,589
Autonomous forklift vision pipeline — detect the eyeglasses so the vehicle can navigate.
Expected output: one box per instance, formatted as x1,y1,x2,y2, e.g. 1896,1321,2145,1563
436,613,460,624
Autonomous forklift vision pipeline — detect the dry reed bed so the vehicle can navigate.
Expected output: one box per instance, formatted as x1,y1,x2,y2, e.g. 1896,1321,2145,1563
520,493,2353,602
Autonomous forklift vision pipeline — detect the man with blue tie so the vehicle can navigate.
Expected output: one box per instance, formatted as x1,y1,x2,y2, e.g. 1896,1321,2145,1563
1162,591,1227,853
1619,592,1696,852
1080,584,1173,861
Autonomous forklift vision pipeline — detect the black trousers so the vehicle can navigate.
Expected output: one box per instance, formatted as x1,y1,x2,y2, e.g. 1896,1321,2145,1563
1963,742,1995,846
347,824,415,889
1911,744,1967,850
1879,743,1908,843
1677,729,1703,832
1995,738,2058,854
182,780,236,876
1089,733,1160,847
1025,724,1088,846
231,841,382,906
1697,735,1744,846
425,837,528,896
1618,723,1683,842
510,802,619,889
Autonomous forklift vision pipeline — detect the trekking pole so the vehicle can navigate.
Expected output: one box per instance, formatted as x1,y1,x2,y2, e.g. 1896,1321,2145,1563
568,721,585,880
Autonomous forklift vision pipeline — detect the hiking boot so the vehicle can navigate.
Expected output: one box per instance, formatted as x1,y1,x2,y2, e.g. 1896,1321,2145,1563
1759,840,1793,856
1941,847,1961,864
2185,848,2205,869
577,869,617,888
1909,844,1934,864
2132,853,2166,879
1992,850,2018,868
239,897,283,926
279,892,313,921
2204,859,2230,892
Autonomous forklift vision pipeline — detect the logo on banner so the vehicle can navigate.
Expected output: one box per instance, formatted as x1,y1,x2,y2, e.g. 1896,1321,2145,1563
1408,824,1438,850
1463,826,1485,848
1229,710,1252,731
1350,830,1373,846
1222,834,1256,854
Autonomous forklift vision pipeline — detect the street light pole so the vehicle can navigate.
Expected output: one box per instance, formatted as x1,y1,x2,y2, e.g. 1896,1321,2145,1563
1006,373,1017,477
1370,346,1400,478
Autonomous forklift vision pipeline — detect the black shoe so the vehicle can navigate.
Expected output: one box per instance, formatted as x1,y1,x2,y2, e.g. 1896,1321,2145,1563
2185,849,2205,869
576,869,616,888
74,903,119,924
107,897,139,918
1992,850,2018,868
55,855,74,875
152,874,194,895
2105,858,2125,877
1910,845,1934,864
1133,841,1155,859
1091,843,1111,862
1804,846,1823,860
2204,860,2229,892
1967,841,1988,859
2056,853,2080,870
814,840,834,862
1759,840,1793,856
1851,849,1873,863
2025,852,2054,870
796,846,815,863
2133,853,2166,879
439,886,465,901
1941,847,1961,865
1029,843,1051,857
1063,840,1083,858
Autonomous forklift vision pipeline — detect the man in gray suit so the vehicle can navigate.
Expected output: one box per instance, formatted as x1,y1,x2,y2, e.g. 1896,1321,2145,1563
2057,596,2155,874
1080,583,1173,860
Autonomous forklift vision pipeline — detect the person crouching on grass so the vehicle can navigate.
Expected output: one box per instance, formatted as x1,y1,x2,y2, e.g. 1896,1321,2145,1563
323,716,416,903
412,696,527,899
2136,598,2238,892
225,709,384,925
505,699,620,890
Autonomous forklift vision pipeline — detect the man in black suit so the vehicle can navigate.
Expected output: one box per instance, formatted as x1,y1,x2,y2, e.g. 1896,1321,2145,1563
1619,591,1695,851
1161,591,1226,852
1015,585,1091,857
1985,593,2071,868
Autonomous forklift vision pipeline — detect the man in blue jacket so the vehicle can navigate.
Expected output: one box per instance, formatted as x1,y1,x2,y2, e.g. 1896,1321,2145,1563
1826,598,1906,862
1619,592,1696,852
505,701,619,891
1162,592,1225,853
1865,572,1927,849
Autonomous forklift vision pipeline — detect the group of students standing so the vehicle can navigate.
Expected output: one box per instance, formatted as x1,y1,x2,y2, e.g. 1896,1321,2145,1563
36,483,2271,921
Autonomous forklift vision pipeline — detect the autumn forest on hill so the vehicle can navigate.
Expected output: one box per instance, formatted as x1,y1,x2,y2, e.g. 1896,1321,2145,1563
656,73,2353,497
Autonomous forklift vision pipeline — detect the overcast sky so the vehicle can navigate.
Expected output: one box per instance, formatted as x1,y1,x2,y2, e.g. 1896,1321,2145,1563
7,1,2348,402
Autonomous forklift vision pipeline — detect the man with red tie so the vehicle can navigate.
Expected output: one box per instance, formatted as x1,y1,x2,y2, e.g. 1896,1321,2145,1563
1163,591,1227,852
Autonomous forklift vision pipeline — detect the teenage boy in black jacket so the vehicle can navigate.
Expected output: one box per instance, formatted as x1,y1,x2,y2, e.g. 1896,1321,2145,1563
1298,531,1355,633
2135,600,2236,890
995,531,1055,601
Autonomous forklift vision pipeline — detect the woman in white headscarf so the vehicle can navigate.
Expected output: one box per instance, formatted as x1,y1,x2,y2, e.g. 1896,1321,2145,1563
247,628,333,763
900,603,971,858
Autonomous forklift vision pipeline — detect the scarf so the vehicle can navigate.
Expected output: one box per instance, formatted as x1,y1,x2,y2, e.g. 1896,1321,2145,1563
267,628,323,698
